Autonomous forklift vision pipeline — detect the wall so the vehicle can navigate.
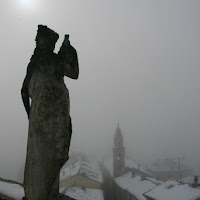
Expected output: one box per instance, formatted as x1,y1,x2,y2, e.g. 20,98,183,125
144,196,155,200
113,179,138,200
101,164,144,200
100,164,114,200
60,175,102,189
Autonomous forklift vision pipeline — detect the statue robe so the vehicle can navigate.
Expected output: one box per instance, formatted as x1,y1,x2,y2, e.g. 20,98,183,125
23,43,78,200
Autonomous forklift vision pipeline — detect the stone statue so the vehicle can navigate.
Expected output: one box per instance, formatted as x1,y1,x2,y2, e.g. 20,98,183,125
21,25,79,200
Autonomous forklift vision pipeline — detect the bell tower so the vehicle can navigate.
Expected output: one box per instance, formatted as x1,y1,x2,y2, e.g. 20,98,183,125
113,123,125,177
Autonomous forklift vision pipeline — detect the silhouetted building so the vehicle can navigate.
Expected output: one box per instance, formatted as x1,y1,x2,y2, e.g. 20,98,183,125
113,123,125,178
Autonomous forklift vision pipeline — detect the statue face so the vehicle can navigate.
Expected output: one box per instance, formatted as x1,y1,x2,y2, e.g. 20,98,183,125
36,36,55,51
36,37,45,47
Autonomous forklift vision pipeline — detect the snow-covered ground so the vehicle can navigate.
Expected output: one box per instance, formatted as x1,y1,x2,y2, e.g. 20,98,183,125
0,181,24,200
114,172,157,200
144,180,200,200
61,186,104,200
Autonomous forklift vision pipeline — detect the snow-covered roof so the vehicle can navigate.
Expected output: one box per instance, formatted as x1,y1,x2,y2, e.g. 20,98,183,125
0,181,24,200
145,177,163,185
61,186,104,200
144,180,200,200
60,160,102,183
181,176,196,184
60,161,81,181
114,172,157,200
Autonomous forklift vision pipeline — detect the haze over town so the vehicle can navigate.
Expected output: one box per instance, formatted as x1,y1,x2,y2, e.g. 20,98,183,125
0,0,200,183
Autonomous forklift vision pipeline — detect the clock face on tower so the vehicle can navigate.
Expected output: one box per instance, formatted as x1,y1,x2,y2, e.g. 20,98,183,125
115,154,121,163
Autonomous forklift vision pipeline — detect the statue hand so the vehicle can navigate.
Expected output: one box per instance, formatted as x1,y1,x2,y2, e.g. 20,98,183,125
63,34,70,46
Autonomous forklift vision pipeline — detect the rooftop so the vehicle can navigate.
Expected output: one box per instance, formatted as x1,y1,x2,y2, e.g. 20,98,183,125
114,172,157,200
60,160,102,183
144,180,200,200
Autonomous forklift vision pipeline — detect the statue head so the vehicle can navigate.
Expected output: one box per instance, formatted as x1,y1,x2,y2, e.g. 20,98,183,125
35,25,59,51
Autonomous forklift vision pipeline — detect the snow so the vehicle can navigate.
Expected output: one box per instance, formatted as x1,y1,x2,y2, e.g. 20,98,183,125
125,159,140,169
144,180,200,200
114,172,157,200
145,177,163,185
60,160,102,183
79,161,102,183
62,186,104,200
0,181,24,200
182,176,195,184
60,161,82,181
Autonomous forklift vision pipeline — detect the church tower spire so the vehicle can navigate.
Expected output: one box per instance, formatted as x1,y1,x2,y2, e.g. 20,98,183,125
113,123,125,177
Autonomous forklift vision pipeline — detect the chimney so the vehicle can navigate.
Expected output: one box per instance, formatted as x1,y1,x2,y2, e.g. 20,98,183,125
194,176,199,184
192,176,199,187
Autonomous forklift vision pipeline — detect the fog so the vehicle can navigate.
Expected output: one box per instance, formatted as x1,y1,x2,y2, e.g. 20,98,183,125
0,0,200,182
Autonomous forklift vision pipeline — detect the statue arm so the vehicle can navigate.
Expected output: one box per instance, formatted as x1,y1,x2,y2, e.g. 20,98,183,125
62,49,79,79
58,35,79,79
21,62,33,119
21,76,30,119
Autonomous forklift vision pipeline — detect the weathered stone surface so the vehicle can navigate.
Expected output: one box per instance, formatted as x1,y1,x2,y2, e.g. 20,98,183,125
21,25,79,200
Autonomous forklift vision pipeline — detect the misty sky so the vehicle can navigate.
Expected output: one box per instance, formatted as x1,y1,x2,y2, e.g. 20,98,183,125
0,0,200,182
